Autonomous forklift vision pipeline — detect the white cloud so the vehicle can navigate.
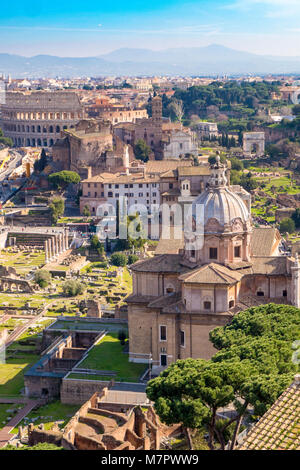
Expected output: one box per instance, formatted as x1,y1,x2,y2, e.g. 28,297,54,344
224,0,300,17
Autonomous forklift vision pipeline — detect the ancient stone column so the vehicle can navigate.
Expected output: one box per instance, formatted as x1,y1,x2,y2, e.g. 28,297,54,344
44,240,48,263
58,234,61,254
51,237,56,259
59,233,63,254
64,230,69,250
48,238,53,261
55,236,59,257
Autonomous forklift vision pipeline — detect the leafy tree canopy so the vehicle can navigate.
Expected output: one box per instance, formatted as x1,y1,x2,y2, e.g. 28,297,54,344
48,171,80,189
147,304,299,450
279,217,295,234
134,139,151,162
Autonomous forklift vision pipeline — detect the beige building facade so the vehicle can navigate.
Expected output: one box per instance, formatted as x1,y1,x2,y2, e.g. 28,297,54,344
127,156,299,373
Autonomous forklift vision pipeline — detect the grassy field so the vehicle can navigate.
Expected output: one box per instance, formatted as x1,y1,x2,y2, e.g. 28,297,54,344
0,250,45,275
49,319,127,333
0,353,39,396
10,401,80,434
77,333,146,382
0,403,23,430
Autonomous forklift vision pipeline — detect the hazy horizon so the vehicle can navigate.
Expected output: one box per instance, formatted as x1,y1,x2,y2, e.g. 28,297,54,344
1,43,300,60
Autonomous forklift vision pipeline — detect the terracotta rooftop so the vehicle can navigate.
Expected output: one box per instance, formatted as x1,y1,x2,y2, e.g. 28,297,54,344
238,375,300,450
130,254,188,274
177,166,211,176
155,227,184,255
179,263,243,285
244,256,290,276
145,160,192,174
148,292,182,309
81,172,160,184
251,227,280,257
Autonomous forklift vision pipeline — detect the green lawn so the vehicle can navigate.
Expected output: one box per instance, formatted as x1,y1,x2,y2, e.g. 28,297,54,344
77,333,146,382
0,250,45,275
0,403,22,430
49,320,127,332
0,353,39,396
10,401,80,434
255,175,300,196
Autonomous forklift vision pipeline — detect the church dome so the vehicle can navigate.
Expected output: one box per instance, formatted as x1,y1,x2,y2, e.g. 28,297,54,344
191,155,250,228
192,187,250,227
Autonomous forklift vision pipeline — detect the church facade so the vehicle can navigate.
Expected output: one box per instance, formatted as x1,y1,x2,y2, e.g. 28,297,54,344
126,156,300,372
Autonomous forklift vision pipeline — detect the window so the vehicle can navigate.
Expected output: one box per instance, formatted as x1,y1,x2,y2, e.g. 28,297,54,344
160,325,167,341
229,300,235,308
180,330,185,347
283,290,287,297
169,183,173,189
209,247,218,259
166,286,174,294
139,184,143,188
94,192,97,197
115,193,119,198
160,354,167,367
257,291,264,297
108,192,113,197
115,184,119,189
191,249,196,258
204,301,211,310
234,246,241,258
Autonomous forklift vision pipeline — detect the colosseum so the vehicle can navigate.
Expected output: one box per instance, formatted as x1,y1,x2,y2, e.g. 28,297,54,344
0,91,85,147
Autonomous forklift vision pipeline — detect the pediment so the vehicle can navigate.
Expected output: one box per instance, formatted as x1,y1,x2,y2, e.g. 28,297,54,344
205,217,223,232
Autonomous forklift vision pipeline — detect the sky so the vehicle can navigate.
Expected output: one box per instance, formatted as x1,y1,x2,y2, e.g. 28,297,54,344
1,0,300,57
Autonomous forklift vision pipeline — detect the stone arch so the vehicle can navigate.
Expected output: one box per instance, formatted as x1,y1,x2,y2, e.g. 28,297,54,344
165,283,175,294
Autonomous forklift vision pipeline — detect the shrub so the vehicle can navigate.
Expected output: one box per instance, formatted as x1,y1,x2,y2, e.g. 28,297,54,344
110,252,128,267
34,269,51,288
279,217,295,234
127,254,139,265
118,329,127,345
62,280,85,297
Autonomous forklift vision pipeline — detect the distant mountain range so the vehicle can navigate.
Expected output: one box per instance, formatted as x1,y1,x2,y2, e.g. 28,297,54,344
1,44,300,78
